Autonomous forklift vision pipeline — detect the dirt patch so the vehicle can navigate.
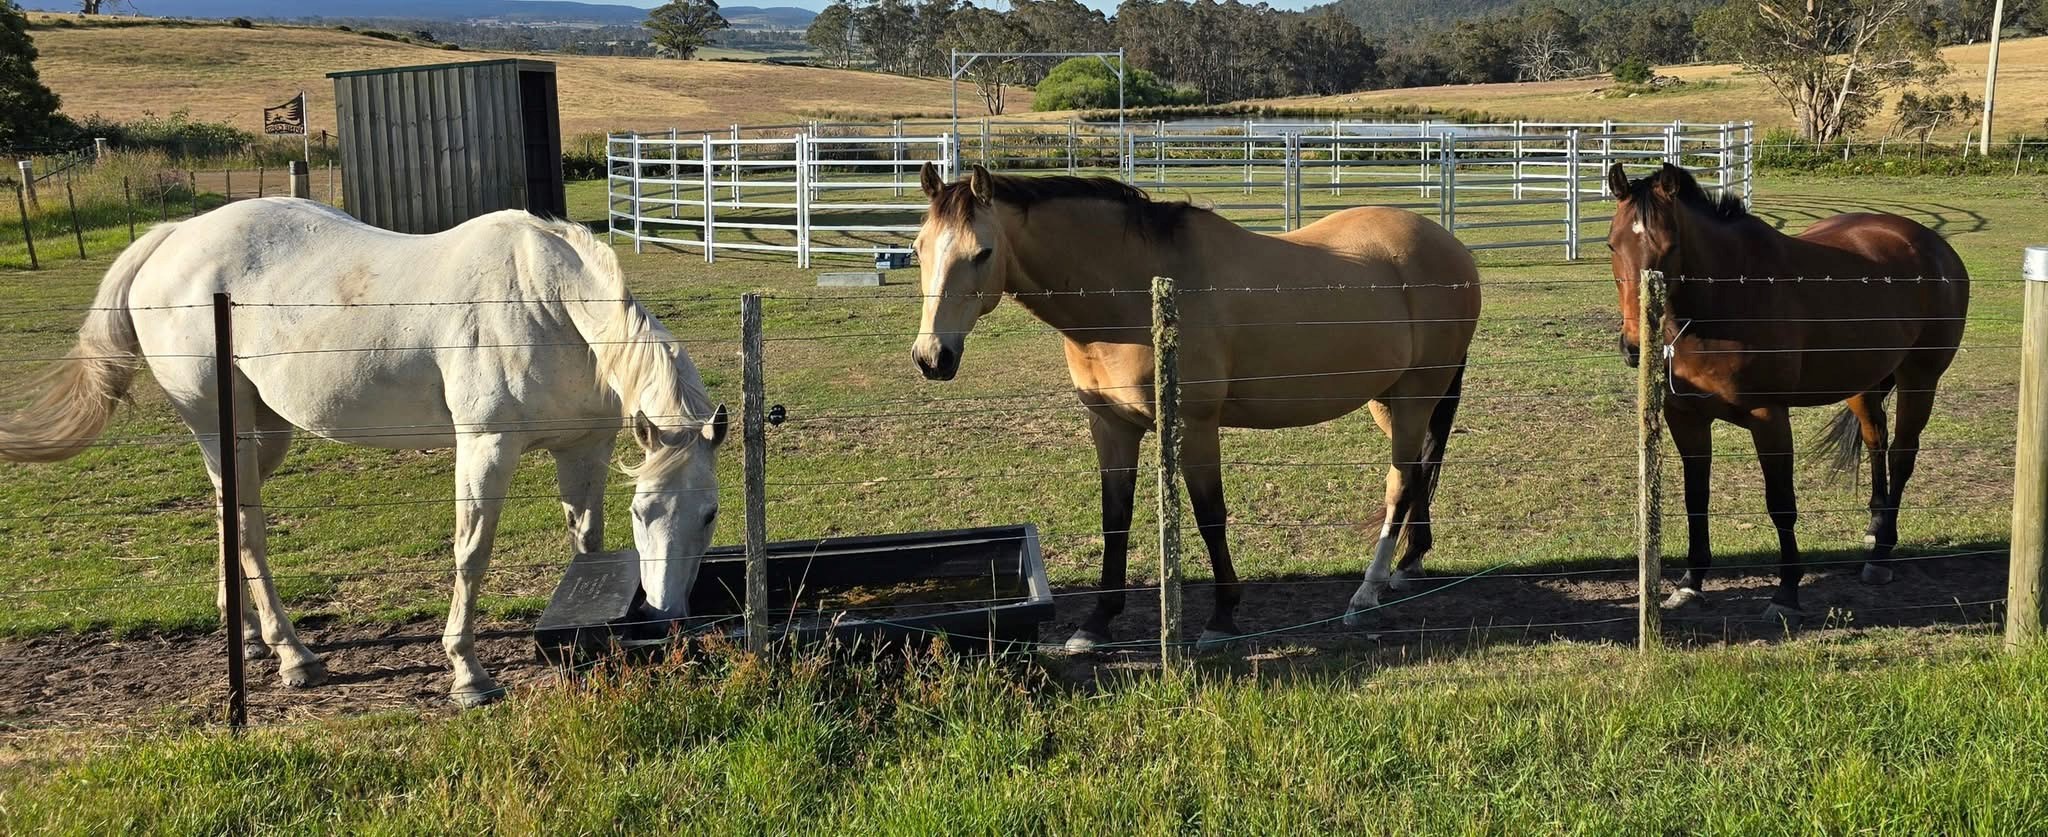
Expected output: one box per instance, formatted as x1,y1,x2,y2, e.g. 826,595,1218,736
0,553,2006,734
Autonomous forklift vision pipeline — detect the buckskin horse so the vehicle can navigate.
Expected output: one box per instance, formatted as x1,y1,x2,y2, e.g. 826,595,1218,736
1607,163,1970,627
908,163,1482,651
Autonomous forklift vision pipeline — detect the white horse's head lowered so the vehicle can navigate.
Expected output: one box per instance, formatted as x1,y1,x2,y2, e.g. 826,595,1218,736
625,400,727,620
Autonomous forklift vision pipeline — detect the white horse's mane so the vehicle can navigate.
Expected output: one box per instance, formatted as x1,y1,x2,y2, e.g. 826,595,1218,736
536,218,714,477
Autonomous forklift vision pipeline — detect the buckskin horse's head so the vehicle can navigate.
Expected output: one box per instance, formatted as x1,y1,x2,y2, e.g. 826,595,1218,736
910,163,1007,381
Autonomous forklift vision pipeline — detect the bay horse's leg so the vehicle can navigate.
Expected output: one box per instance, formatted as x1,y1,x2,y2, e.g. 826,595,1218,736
1180,418,1242,650
552,438,612,554
1844,391,1896,584
445,433,521,706
1882,371,1944,574
1749,407,1805,628
1666,409,1714,609
1345,400,1431,625
1066,411,1142,653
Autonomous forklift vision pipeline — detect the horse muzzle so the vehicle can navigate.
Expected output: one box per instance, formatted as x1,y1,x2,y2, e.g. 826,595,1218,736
913,339,961,381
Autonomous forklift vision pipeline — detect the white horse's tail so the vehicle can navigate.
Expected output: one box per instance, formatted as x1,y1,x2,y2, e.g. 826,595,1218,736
0,223,176,462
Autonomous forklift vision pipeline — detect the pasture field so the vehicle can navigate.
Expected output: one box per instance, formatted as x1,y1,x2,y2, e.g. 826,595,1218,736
1245,37,2048,141
0,171,2043,830
23,14,1017,138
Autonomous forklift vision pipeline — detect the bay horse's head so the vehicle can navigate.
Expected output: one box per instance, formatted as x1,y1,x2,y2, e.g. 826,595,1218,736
1606,163,1744,366
910,162,1007,381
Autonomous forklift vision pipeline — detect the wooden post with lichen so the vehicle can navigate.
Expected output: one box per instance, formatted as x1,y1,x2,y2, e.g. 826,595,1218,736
1152,276,1183,665
1638,269,1667,651
741,293,769,653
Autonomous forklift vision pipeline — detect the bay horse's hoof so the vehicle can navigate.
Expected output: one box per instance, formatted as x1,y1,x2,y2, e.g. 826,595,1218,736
1661,588,1709,610
1195,629,1236,653
279,657,327,689
1761,603,1804,633
1389,568,1419,592
1860,562,1895,585
1063,629,1109,654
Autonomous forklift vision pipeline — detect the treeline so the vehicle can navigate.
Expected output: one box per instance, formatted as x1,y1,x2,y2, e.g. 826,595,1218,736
807,0,2048,109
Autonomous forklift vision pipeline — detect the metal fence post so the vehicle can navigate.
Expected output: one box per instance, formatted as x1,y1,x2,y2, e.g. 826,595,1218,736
729,124,742,200
1666,120,1682,166
213,292,248,729
630,134,644,255
1512,119,1525,200
1152,276,1183,666
1743,122,1756,202
795,133,811,269
1719,121,1734,188
740,293,769,654
1566,129,1582,261
1439,134,1457,232
2008,247,2048,649
669,128,681,222
1637,269,1667,651
895,118,907,196
702,133,716,264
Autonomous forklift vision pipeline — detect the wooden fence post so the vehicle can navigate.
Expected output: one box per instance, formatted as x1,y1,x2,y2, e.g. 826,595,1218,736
288,161,309,199
2008,247,2048,649
1637,269,1667,651
63,177,84,259
13,179,37,270
123,177,134,243
16,160,35,211
741,293,769,654
1152,276,1184,665
213,293,248,730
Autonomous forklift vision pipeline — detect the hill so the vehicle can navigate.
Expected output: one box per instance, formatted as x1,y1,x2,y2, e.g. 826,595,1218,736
25,16,1016,137
1248,36,2048,140
20,1,816,28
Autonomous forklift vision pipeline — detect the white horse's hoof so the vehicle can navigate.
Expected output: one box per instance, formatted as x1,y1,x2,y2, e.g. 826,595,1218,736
1861,563,1895,585
1761,603,1804,633
279,657,327,688
1662,588,1708,610
1063,630,1108,654
1195,629,1236,653
449,685,504,708
243,642,272,660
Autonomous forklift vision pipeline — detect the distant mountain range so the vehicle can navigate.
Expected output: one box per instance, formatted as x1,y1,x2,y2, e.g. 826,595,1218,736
22,1,817,29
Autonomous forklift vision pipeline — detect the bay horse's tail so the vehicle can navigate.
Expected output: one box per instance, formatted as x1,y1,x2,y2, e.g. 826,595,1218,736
0,222,176,463
1814,403,1867,479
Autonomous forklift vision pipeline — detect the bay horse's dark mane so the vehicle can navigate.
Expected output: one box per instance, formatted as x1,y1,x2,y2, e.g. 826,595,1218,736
1631,164,1751,226
930,173,1208,240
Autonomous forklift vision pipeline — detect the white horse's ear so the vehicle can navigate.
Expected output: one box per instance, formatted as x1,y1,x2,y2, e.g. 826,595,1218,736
920,162,942,198
968,165,993,204
633,410,663,450
703,403,729,447
1607,163,1631,199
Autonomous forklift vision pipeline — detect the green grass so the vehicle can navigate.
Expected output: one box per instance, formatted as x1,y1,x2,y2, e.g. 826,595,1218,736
4,633,2047,833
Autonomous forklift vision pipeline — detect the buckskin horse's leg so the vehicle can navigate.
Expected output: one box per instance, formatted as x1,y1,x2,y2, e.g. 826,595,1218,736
1180,418,1242,651
1665,408,1714,610
1346,400,1430,626
1066,410,1142,653
1845,391,1896,584
1751,407,1805,630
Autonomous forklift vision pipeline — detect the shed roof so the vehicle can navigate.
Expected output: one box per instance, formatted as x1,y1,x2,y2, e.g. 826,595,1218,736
326,58,556,80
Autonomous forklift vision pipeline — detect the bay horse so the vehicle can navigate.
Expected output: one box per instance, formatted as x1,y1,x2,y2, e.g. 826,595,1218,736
1607,164,1969,626
909,163,1481,651
0,198,727,705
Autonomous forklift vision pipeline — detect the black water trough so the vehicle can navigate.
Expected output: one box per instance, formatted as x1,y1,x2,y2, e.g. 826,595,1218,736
536,524,1053,664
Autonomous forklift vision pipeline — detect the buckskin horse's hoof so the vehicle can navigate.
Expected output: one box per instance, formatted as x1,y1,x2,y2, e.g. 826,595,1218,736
1662,588,1709,610
1861,562,1895,585
1063,629,1109,654
1761,603,1804,633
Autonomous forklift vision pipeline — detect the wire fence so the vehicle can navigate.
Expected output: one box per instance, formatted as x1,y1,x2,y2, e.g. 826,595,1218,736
0,255,2033,731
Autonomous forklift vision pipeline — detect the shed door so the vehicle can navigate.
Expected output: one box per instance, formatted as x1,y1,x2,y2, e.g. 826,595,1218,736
517,70,567,219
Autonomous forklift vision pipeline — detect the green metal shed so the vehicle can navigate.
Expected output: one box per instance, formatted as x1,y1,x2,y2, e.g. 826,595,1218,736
327,58,566,234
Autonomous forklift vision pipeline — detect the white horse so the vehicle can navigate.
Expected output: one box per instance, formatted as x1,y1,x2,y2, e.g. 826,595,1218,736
0,198,726,706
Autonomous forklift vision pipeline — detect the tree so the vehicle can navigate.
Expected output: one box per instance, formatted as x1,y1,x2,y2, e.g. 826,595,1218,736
806,2,859,68
946,5,1036,114
1891,89,1981,142
1511,5,1589,82
1698,0,1947,142
1,0,70,153
855,0,916,74
645,0,729,59
1283,12,1375,96
1033,56,1190,110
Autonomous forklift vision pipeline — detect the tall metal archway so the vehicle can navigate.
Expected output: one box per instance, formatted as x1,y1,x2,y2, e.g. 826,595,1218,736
949,49,1127,177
